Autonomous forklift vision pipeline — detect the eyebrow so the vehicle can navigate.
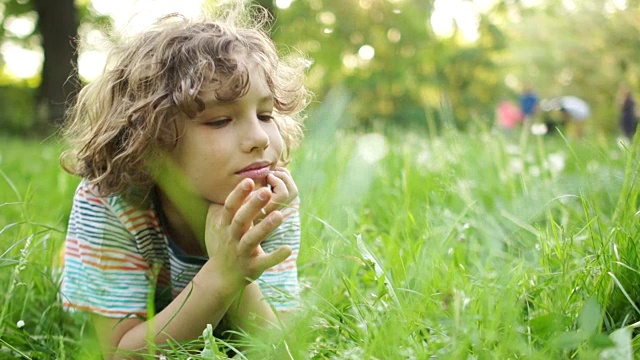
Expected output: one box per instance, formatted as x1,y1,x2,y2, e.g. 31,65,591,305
204,94,273,106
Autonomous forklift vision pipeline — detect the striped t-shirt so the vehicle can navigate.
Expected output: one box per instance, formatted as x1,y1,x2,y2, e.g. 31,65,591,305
61,180,301,318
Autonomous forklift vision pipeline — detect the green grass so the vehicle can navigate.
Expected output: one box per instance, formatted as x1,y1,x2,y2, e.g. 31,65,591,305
1,97,640,358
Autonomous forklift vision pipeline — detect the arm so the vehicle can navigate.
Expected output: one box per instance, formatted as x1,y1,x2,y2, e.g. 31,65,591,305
92,263,238,358
94,178,291,358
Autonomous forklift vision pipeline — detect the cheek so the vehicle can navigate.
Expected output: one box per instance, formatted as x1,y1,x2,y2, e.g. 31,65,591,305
269,129,285,156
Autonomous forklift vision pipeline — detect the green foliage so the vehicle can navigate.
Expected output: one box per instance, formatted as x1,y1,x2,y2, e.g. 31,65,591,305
269,0,510,129
264,0,640,133
4,94,640,357
0,85,37,134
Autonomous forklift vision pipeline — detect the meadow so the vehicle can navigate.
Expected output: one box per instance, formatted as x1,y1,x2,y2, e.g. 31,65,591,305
1,94,640,359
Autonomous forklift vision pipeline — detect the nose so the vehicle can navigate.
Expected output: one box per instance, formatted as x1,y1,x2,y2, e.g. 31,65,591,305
241,116,270,153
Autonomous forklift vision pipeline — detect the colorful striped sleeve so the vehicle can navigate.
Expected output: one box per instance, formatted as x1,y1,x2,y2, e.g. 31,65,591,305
257,198,301,311
60,181,152,318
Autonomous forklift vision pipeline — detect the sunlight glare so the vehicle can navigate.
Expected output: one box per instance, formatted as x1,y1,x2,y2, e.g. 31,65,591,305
359,0,372,10
561,0,578,11
318,11,336,25
71,0,206,80
1,42,41,78
358,45,375,61
387,28,401,43
78,50,107,81
430,0,480,42
430,4,455,38
4,13,36,37
275,0,293,10
342,54,358,70
605,0,627,12
91,0,204,35
521,0,544,7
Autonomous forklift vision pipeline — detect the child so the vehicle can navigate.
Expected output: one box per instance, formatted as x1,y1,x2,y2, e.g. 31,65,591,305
59,4,310,358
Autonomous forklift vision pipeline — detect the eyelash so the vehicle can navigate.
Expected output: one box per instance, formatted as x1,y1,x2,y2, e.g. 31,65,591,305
204,114,273,128
206,118,231,128
258,114,274,122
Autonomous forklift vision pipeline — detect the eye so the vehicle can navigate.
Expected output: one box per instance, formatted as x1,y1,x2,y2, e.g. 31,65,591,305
258,114,274,122
204,118,231,128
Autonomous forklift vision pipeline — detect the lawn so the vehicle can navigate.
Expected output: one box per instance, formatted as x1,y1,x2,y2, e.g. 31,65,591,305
1,97,639,358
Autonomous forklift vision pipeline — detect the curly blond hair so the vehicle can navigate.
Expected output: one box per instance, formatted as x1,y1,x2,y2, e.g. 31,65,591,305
61,4,311,199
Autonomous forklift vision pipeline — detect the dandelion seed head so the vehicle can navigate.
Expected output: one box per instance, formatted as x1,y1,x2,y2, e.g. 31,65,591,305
416,149,432,168
356,133,388,164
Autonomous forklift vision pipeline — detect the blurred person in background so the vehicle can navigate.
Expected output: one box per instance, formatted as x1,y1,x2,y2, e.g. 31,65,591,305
519,85,539,122
619,85,637,139
558,96,590,139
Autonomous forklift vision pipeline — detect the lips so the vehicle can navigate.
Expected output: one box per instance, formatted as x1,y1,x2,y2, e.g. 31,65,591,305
236,161,271,181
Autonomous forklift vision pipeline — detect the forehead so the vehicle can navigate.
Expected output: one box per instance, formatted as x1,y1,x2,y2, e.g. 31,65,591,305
202,63,271,103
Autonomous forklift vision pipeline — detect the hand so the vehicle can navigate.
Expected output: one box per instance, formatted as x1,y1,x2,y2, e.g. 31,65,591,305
256,167,299,221
204,178,292,290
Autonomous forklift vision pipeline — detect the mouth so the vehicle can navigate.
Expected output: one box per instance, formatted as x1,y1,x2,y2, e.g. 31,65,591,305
236,161,271,182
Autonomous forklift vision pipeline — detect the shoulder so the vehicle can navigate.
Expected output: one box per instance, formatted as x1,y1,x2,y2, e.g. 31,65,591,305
73,180,156,223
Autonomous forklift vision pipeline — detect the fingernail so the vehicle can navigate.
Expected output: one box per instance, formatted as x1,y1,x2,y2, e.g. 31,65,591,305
242,179,253,190
257,189,269,200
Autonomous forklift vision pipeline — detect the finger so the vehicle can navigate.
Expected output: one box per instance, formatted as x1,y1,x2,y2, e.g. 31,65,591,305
219,178,255,225
263,173,288,211
238,209,283,255
229,187,272,239
254,245,292,273
274,166,291,175
266,172,287,195
270,170,298,200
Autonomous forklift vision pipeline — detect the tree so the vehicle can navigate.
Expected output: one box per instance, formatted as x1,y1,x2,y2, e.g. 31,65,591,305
0,0,109,134
259,0,511,130
34,0,79,127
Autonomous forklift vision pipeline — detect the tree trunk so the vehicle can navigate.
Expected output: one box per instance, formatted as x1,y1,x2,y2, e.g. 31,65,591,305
33,0,79,129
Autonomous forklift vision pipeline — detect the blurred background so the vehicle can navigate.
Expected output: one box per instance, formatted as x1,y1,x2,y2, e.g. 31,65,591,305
0,0,638,136
2,3,640,357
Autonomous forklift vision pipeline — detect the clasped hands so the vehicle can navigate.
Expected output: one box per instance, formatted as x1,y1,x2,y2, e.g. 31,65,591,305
204,167,298,290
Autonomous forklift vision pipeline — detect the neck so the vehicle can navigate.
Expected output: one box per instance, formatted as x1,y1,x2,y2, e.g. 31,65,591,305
156,188,208,256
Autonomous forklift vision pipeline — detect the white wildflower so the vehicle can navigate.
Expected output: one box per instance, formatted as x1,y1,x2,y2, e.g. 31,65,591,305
16,320,25,329
415,149,432,169
505,144,520,155
547,152,565,174
530,123,548,136
586,160,599,174
529,166,541,177
509,158,524,173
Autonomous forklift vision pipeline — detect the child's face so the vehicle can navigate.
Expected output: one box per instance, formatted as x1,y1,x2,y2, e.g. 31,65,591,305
167,66,284,205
